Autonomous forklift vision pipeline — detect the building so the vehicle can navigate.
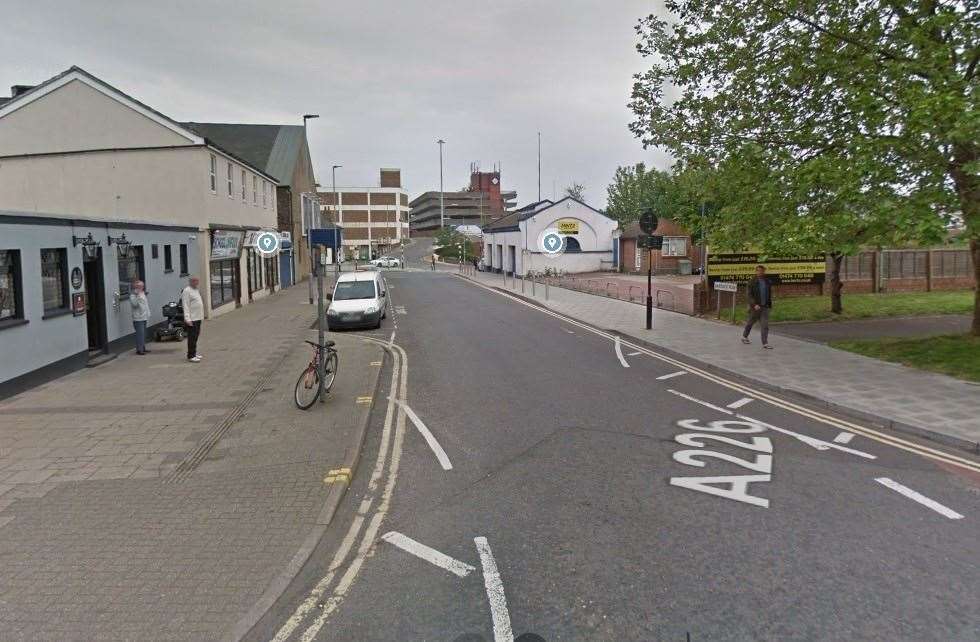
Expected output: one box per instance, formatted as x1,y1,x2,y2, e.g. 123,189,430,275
481,197,619,276
318,168,410,260
181,122,320,287
410,167,516,235
618,220,703,276
0,67,282,391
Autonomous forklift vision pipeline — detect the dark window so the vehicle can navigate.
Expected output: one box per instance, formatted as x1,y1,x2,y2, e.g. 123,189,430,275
164,245,173,272
210,259,237,308
0,250,24,322
151,244,159,259
179,244,189,276
40,248,69,314
333,280,376,300
117,246,145,296
563,237,582,253
264,256,278,289
247,249,263,294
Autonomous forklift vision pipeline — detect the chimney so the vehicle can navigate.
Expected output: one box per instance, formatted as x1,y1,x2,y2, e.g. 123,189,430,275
10,85,35,97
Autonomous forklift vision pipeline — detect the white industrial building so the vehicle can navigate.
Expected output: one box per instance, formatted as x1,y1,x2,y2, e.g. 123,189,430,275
481,197,619,276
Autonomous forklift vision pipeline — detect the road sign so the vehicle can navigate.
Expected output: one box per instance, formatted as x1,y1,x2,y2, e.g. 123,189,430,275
639,209,658,234
714,281,738,292
638,235,664,250
254,231,281,257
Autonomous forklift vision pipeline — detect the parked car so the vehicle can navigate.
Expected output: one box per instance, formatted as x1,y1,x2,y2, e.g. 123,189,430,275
370,255,401,268
326,271,388,330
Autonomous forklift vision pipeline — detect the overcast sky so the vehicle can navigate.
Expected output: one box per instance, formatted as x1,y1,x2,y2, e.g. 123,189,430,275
1,0,671,208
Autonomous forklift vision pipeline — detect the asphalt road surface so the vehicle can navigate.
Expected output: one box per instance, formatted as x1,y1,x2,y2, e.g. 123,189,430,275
247,270,980,642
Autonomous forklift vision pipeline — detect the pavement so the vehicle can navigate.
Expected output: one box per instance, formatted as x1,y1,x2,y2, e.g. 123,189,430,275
773,314,973,342
249,269,980,641
0,284,384,640
461,267,980,452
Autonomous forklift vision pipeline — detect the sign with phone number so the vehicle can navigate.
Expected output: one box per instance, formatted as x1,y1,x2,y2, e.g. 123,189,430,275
707,253,826,284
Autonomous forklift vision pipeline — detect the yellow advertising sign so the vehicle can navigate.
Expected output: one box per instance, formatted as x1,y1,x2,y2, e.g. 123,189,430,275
557,220,580,235
707,253,826,284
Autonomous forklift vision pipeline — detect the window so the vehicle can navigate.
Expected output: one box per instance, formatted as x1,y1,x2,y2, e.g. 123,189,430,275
164,245,173,272
264,255,278,289
179,244,188,276
241,170,247,202
0,250,24,322
563,237,582,253
209,154,217,192
117,246,145,296
227,162,233,197
662,236,688,257
247,248,263,294
209,259,238,308
40,248,69,315
151,244,159,259
252,175,258,205
262,182,268,208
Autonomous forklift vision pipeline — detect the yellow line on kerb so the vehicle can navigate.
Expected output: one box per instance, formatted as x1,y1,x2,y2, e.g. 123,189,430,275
324,467,351,484
370,361,382,366
356,396,373,404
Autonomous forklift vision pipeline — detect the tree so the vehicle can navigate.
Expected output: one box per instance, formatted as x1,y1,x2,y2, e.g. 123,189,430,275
564,182,586,202
630,1,979,333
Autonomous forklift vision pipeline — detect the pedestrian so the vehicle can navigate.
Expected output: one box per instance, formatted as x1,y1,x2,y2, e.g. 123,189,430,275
742,265,774,349
181,276,205,362
431,254,436,271
129,280,150,355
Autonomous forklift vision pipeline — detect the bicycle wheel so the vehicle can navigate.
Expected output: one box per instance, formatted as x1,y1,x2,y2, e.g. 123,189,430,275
322,350,339,394
294,364,321,410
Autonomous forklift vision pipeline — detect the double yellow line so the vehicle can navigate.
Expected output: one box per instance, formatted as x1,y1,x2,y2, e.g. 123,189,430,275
459,275,980,475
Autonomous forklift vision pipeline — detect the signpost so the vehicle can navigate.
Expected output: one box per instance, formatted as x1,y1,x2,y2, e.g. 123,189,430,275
714,281,738,324
638,210,659,330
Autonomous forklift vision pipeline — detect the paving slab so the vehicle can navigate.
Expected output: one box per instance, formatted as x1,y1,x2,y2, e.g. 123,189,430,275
0,285,384,640
462,270,980,452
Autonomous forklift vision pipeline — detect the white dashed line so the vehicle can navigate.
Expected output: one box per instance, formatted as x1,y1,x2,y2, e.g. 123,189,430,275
875,478,964,520
475,536,514,642
627,351,643,356
727,397,754,409
833,431,855,444
382,532,475,578
656,371,686,381
614,336,630,368
667,389,733,415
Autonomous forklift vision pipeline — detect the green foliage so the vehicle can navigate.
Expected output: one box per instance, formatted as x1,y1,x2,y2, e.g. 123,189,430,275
718,290,974,324
629,0,979,329
830,334,980,383
564,182,586,202
434,226,477,260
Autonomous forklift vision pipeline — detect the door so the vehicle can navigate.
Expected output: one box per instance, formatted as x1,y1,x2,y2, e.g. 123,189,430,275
279,251,292,288
83,248,108,352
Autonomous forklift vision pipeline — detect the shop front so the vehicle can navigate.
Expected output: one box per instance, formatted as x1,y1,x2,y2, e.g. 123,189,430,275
208,228,243,315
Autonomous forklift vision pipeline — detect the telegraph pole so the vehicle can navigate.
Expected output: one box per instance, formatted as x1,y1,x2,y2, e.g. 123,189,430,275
438,139,446,229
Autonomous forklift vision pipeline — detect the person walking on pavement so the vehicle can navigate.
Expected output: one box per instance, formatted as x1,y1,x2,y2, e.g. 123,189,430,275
431,254,436,271
129,280,151,355
181,276,205,362
742,265,774,349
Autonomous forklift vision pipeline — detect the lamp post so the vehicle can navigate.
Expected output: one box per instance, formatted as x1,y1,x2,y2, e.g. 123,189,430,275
437,139,445,229
303,115,319,304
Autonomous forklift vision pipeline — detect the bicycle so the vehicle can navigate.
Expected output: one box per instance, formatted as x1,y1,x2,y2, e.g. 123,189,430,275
294,340,339,409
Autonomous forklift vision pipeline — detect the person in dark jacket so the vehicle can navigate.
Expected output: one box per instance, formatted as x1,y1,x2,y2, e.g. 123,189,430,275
741,265,774,349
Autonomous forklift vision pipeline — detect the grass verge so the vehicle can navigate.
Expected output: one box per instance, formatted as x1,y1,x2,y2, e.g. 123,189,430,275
717,290,974,324
828,334,980,383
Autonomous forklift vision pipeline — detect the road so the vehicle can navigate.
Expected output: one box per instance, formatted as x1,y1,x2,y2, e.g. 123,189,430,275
248,269,980,642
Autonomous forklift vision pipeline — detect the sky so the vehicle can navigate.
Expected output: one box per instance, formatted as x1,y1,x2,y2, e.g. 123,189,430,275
0,0,672,208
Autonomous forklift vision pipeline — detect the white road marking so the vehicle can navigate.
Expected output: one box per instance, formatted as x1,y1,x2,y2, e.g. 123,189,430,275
563,329,575,334
390,398,453,470
667,389,733,415
833,431,855,444
454,275,980,474
381,531,475,578
627,351,643,356
474,537,514,642
875,478,964,520
727,397,754,409
737,414,876,459
656,371,687,381
614,336,630,368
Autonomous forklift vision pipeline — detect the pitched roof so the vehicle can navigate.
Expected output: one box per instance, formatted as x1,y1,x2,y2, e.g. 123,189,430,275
182,122,306,186
482,197,615,233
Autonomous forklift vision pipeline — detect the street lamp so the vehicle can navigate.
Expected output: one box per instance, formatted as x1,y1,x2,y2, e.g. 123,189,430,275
437,139,445,229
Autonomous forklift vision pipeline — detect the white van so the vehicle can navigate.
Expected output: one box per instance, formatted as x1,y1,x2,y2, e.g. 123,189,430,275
326,270,388,330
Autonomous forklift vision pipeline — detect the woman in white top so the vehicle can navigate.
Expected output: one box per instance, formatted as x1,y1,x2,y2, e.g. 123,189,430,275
129,280,151,355
180,276,205,362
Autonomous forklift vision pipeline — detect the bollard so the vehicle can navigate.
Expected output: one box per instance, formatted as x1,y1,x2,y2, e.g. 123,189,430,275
521,274,525,294
532,277,536,297
545,280,549,301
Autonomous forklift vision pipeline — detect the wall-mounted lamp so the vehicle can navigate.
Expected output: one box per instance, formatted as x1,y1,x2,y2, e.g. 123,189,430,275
107,232,132,259
72,232,100,260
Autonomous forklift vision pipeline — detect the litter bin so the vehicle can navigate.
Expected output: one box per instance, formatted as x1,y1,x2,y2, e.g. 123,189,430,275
678,259,692,275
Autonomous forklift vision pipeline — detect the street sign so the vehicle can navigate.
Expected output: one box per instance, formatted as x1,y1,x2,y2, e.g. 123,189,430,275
714,281,738,292
639,209,658,234
638,235,664,250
